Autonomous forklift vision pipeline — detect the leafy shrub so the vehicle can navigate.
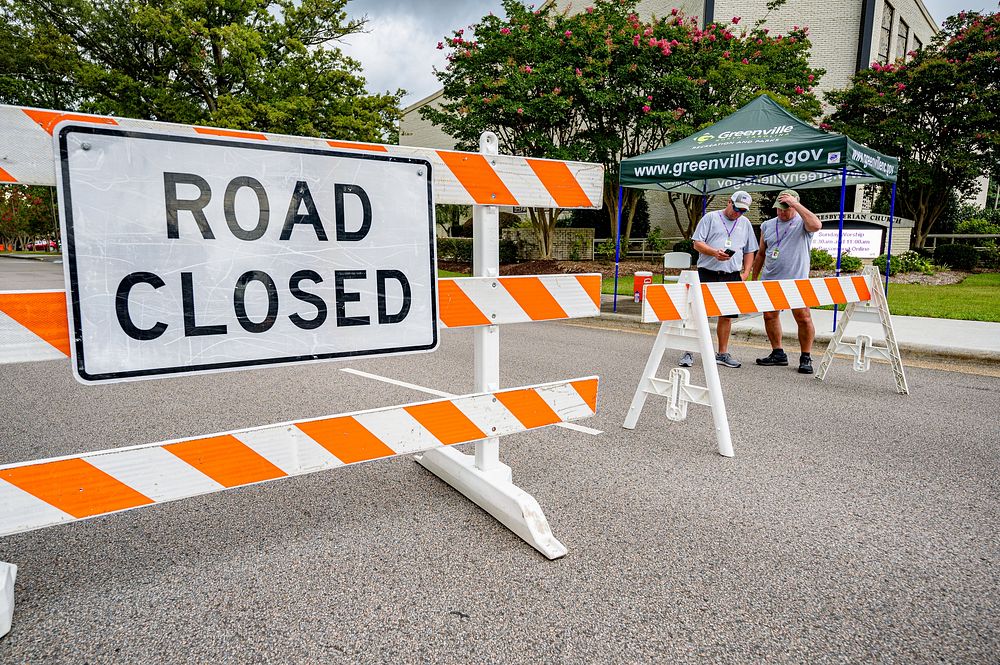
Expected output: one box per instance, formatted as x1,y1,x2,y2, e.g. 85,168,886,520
672,238,698,263
838,252,863,273
954,218,1000,235
934,243,979,271
810,248,834,270
437,237,473,263
873,251,936,276
595,238,616,261
646,227,669,255
499,238,520,264
979,241,1000,271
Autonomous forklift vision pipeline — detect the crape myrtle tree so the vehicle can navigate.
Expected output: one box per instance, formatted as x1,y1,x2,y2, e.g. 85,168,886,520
0,185,57,252
424,0,823,254
825,11,1000,248
0,0,401,141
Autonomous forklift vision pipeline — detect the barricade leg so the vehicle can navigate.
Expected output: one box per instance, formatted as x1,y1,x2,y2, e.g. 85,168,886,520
623,271,734,457
416,131,566,559
0,561,16,637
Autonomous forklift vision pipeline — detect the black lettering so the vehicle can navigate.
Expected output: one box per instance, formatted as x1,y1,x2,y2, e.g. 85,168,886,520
164,172,214,239
279,181,327,241
182,272,227,336
223,176,269,241
234,270,279,333
334,270,369,327
115,272,168,340
335,183,372,241
288,270,328,330
376,269,411,324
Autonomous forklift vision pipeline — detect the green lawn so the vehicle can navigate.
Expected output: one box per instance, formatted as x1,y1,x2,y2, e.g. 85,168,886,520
438,268,470,278
602,273,669,296
884,273,1000,322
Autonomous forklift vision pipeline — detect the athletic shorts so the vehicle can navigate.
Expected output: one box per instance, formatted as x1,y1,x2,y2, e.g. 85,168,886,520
697,267,741,319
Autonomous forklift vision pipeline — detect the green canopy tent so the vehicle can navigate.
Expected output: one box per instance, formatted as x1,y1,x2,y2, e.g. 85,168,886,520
614,95,901,316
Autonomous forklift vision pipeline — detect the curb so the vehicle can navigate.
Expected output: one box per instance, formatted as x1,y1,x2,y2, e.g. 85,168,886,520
0,254,62,263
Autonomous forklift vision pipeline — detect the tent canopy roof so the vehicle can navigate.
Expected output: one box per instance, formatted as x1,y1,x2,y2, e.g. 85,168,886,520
620,95,898,195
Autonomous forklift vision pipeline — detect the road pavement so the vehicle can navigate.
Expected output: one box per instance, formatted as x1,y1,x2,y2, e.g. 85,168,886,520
1,258,998,662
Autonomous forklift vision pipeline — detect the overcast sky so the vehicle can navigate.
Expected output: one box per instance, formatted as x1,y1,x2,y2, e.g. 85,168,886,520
337,0,998,107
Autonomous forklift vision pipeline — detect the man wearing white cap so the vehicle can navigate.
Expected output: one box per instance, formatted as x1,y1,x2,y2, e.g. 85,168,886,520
750,189,823,374
679,190,758,369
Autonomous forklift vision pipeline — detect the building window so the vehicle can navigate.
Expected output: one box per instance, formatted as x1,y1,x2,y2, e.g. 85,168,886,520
897,18,909,61
878,2,895,63
913,35,923,53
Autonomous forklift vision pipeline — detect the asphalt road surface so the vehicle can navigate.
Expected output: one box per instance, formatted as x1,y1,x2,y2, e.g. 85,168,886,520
1,258,998,663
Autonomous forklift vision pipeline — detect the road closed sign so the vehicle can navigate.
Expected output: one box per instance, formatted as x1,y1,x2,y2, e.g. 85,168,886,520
55,125,437,383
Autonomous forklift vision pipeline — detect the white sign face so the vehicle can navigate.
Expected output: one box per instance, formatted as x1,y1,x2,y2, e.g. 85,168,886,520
56,125,437,383
813,229,883,259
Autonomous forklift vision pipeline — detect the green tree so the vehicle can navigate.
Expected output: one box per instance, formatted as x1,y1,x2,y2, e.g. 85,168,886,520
0,185,57,251
0,0,401,141
825,11,1000,248
424,0,822,251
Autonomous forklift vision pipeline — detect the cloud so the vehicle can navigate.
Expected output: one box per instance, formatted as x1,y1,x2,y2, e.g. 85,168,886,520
338,0,504,105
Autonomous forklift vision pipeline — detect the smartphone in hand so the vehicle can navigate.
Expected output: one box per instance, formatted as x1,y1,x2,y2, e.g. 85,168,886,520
723,248,736,257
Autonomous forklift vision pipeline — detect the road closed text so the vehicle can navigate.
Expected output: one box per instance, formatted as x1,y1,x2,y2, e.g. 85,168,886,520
57,127,436,382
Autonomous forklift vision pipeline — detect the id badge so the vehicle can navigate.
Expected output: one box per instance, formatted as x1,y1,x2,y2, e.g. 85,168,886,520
770,248,780,259
724,239,733,248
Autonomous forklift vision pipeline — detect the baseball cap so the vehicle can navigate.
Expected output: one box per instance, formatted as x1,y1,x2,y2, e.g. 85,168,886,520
774,189,800,209
730,190,752,212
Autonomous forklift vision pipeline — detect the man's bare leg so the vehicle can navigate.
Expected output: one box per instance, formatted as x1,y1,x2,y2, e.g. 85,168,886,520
717,316,733,354
763,310,783,350
792,307,815,354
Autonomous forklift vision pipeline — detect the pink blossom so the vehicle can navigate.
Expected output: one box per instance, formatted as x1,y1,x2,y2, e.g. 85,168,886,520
723,50,730,58
436,41,444,49
795,86,804,94
709,34,716,41
457,29,464,35
789,37,796,43
642,105,651,113
763,28,769,34
647,95,653,100
649,37,658,46
661,47,672,55
820,122,831,130
732,16,741,24
586,6,594,13
517,107,524,114
523,65,532,73
879,92,885,97
644,27,653,36
671,39,678,46
671,7,678,15
757,38,763,44
633,34,641,46
896,83,906,90
673,107,686,119
907,49,917,57
553,87,561,94
808,74,815,81
500,27,510,35
742,58,749,64
564,30,572,37
575,67,582,76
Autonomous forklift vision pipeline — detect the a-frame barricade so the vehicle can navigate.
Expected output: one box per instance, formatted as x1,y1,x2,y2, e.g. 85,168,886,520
625,267,908,457
0,105,606,636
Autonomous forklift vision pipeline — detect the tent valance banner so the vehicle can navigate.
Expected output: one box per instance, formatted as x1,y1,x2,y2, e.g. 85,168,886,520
620,95,898,194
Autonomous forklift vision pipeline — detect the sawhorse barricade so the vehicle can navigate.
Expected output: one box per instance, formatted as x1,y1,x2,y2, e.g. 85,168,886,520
0,105,606,636
625,265,908,457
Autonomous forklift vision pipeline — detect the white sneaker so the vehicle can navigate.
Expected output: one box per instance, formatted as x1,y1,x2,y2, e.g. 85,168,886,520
678,352,694,367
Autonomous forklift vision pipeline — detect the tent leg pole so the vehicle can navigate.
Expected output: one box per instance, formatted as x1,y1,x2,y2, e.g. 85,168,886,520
885,183,897,293
613,186,623,312
833,164,848,332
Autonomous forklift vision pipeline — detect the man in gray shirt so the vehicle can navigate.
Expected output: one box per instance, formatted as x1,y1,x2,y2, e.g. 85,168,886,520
750,189,823,374
679,190,758,369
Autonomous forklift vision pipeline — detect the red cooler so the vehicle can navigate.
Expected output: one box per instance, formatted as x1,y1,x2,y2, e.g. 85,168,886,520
633,271,653,302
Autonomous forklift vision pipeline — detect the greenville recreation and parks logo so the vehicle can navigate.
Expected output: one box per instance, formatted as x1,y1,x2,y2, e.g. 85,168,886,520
694,125,795,144
696,133,715,143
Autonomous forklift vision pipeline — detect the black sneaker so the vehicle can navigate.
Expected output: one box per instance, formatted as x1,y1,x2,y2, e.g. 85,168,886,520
756,349,788,366
798,354,814,374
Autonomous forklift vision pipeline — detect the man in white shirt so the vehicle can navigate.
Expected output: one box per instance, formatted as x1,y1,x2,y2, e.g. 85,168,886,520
679,190,759,369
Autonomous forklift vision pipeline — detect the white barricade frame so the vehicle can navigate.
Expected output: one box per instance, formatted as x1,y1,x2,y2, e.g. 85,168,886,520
0,107,607,636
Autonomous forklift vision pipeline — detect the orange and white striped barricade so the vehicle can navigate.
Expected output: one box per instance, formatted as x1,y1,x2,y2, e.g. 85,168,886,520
625,267,907,456
816,266,908,393
0,109,604,635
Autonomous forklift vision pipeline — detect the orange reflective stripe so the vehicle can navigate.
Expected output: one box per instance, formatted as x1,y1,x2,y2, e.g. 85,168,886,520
762,281,790,311
296,416,395,464
852,275,872,301
404,401,486,445
574,274,601,310
726,282,757,314
0,165,15,183
193,127,267,140
499,276,568,320
494,388,561,429
701,284,722,317
327,140,388,152
645,286,682,321
0,291,71,356
795,279,820,307
525,159,593,208
164,435,285,487
0,458,152,518
438,279,491,327
824,277,847,303
23,109,117,135
436,151,518,205
570,378,599,412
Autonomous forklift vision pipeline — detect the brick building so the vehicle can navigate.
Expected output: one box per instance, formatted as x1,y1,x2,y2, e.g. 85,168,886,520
399,0,940,242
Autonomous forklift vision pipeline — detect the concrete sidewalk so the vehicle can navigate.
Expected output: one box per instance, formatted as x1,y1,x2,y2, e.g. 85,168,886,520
600,293,1000,362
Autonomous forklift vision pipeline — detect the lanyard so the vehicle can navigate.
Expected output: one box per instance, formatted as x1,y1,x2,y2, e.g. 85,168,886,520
719,211,739,239
773,219,792,248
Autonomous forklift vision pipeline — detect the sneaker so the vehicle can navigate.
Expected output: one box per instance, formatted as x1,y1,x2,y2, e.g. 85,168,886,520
678,352,694,367
715,352,741,368
798,354,814,374
756,349,789,366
